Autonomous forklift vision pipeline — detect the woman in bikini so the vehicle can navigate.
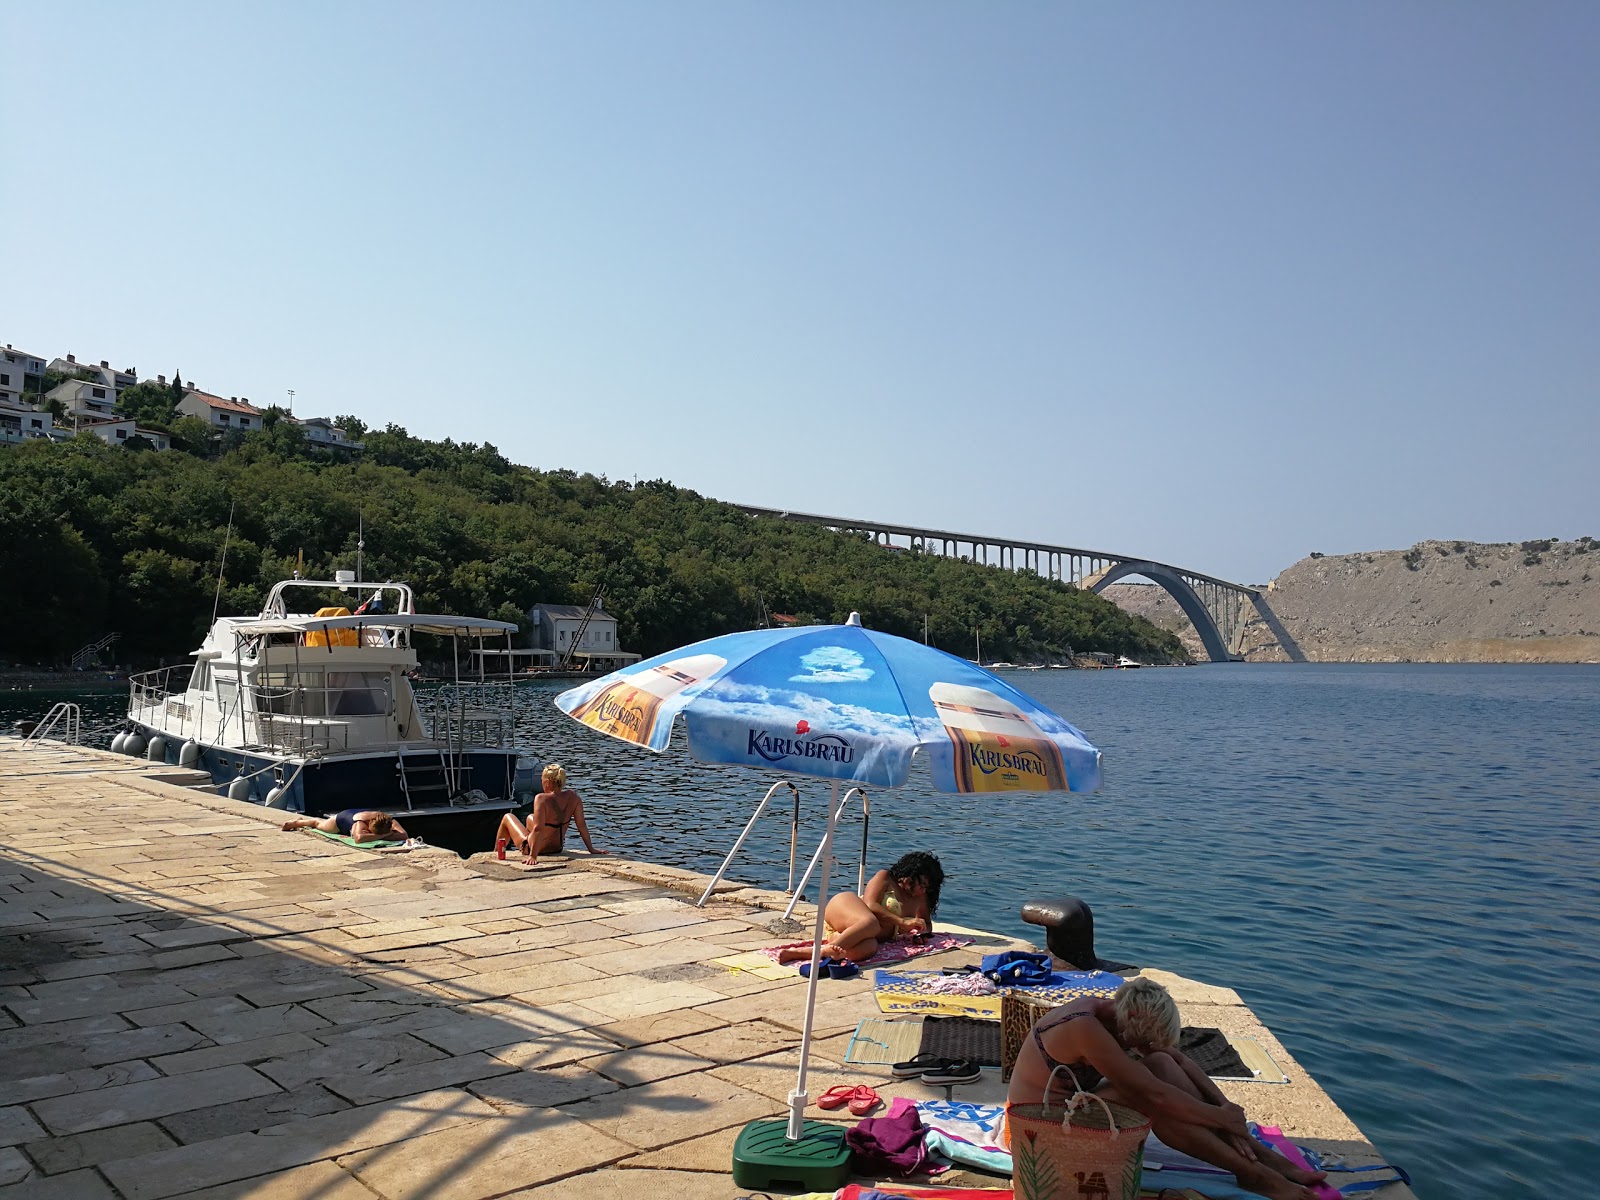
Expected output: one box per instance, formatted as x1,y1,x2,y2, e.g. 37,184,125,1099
494,764,605,868
1006,977,1327,1200
777,850,944,964
281,809,406,844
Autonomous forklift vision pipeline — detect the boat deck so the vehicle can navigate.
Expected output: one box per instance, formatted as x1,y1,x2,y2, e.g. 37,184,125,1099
0,738,1414,1200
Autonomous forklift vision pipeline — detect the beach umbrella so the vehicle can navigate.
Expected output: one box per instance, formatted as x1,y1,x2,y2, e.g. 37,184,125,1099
555,613,1101,1144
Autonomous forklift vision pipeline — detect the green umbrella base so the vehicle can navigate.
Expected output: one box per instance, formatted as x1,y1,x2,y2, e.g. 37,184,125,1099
732,1117,852,1192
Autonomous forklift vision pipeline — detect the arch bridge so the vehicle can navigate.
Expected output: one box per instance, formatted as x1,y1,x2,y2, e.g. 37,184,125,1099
735,503,1258,663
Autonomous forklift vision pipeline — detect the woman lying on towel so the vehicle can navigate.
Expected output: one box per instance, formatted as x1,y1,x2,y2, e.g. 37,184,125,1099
1006,977,1328,1200
281,809,406,844
778,850,944,965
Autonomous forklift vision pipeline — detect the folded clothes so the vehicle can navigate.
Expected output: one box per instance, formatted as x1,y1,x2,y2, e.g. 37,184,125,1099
980,950,1054,986
846,1104,934,1177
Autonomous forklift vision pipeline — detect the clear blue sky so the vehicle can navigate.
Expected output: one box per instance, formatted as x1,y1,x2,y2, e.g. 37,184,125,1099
5,2,1596,584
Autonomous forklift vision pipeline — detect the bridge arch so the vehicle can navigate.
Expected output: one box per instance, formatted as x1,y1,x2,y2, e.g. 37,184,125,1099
1089,560,1237,663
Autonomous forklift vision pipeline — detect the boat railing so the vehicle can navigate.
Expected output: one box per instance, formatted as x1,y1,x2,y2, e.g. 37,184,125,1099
421,683,517,752
128,664,188,713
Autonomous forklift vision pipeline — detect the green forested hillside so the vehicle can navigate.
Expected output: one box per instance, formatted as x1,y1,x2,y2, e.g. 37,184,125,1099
0,425,1185,665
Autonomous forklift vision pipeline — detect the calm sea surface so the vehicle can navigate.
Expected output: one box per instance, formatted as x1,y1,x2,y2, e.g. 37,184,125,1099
6,663,1597,1200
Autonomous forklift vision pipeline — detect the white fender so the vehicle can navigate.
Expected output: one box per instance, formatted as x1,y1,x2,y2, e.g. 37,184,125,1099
264,787,291,809
111,732,128,754
178,740,200,767
146,735,168,762
227,777,252,803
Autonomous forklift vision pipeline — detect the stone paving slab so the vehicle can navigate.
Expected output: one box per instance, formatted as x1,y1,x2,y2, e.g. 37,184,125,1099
0,741,1414,1200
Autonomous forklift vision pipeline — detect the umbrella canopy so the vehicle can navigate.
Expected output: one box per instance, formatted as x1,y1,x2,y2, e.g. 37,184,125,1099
555,613,1102,1144
554,613,1101,793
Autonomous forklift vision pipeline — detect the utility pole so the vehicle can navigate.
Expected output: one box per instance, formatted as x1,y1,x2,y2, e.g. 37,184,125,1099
286,389,295,414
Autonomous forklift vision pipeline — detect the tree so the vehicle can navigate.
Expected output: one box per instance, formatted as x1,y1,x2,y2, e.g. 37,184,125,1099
115,381,181,428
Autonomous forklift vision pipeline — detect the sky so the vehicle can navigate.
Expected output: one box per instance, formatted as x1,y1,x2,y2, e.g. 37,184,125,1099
4,2,1597,584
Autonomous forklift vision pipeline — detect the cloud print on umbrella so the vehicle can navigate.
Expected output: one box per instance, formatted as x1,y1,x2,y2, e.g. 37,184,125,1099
790,645,875,683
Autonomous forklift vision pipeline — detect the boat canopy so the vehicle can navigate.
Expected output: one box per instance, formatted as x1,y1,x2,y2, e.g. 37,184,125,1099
229,614,520,638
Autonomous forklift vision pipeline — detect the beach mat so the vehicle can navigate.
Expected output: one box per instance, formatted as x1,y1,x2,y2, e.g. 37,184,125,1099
311,829,405,850
711,952,797,981
844,1018,925,1066
1219,1035,1288,1083
1179,1026,1251,1078
919,1016,1003,1067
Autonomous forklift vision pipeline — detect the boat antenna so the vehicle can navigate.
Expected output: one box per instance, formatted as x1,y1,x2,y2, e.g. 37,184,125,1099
356,508,365,584
211,500,236,624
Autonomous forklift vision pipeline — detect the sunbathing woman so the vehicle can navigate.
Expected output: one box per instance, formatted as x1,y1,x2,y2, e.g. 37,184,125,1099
778,850,944,964
281,809,406,845
1006,977,1327,1200
494,764,605,867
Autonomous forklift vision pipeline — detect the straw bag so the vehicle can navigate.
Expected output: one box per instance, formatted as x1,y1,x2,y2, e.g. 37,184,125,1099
1008,1065,1152,1200
1001,989,1057,1083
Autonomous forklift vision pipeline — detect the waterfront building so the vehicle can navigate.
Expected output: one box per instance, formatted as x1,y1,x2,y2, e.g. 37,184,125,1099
527,600,640,671
175,388,266,431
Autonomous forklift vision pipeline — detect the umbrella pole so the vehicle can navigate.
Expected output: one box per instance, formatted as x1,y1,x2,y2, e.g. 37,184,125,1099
788,778,843,1141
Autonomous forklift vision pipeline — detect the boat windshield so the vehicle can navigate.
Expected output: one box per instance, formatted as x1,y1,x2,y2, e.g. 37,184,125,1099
254,669,393,718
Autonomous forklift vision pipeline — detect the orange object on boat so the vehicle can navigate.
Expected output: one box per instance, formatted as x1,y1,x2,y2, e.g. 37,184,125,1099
306,607,358,648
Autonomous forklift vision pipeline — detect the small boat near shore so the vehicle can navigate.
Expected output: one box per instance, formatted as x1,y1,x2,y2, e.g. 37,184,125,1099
121,572,529,830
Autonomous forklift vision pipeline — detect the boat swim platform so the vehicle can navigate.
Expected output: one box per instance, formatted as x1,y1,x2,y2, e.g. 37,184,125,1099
0,737,1415,1200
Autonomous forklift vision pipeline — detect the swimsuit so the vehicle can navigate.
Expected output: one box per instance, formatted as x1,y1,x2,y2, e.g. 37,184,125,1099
1030,1008,1106,1092
333,808,363,836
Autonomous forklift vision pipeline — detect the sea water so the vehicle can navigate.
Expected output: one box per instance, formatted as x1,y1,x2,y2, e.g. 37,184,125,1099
7,663,1596,1199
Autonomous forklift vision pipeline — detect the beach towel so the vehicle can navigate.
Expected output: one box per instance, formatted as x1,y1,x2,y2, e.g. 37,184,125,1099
311,829,405,850
761,931,975,971
840,1187,1012,1200
876,968,1125,1019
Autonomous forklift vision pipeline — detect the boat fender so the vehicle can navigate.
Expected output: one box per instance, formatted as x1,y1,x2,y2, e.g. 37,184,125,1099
227,777,252,803
146,735,168,763
123,733,146,757
264,786,292,809
178,739,200,767
111,732,128,754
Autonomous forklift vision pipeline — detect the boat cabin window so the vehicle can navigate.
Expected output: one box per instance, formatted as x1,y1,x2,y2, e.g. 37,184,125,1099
255,669,391,718
189,660,211,692
216,676,239,710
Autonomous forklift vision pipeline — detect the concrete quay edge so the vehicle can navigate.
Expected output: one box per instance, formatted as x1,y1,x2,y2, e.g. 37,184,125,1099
0,738,1415,1200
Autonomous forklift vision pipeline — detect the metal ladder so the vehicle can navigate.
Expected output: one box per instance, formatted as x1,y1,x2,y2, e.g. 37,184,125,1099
558,586,607,670
23,703,82,749
396,747,451,811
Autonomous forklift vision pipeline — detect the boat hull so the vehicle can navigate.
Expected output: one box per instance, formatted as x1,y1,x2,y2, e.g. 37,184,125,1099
130,724,519,819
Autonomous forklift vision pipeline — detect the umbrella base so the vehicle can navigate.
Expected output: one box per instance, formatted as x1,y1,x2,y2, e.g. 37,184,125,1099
731,1118,851,1192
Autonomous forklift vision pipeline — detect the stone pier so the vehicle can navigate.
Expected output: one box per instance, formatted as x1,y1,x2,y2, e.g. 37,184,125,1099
0,740,1413,1199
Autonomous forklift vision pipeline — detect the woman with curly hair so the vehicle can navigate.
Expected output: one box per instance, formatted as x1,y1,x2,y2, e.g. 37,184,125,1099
778,850,945,964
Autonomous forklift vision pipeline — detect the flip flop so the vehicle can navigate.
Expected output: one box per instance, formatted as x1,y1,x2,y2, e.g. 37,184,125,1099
815,1084,858,1110
798,957,836,978
891,1052,951,1079
920,1058,983,1085
826,959,862,980
847,1085,882,1116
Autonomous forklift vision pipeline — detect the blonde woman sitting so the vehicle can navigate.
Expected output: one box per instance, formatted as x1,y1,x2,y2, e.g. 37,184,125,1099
494,764,605,868
1006,977,1328,1200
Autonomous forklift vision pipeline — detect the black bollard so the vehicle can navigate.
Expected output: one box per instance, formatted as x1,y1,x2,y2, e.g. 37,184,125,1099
1020,896,1134,973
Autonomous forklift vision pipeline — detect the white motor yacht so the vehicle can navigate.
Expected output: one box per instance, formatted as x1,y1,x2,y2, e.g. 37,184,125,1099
124,572,527,824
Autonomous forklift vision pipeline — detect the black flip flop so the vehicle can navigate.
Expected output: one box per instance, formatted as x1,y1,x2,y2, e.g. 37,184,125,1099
920,1057,983,1085
891,1052,951,1079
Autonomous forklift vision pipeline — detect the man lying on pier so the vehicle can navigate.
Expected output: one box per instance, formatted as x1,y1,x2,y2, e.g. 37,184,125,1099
1008,977,1329,1200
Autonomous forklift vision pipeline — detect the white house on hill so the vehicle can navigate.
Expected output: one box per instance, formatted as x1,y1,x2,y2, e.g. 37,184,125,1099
0,344,46,407
176,389,265,430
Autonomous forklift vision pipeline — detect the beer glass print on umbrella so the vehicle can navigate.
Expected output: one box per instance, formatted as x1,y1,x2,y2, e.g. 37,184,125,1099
930,682,1068,792
567,653,726,747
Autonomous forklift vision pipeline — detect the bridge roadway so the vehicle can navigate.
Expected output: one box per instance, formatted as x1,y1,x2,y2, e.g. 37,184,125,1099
733,502,1259,663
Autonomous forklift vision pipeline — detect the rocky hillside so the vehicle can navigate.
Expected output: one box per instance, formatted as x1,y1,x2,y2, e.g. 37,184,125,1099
1103,538,1600,663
